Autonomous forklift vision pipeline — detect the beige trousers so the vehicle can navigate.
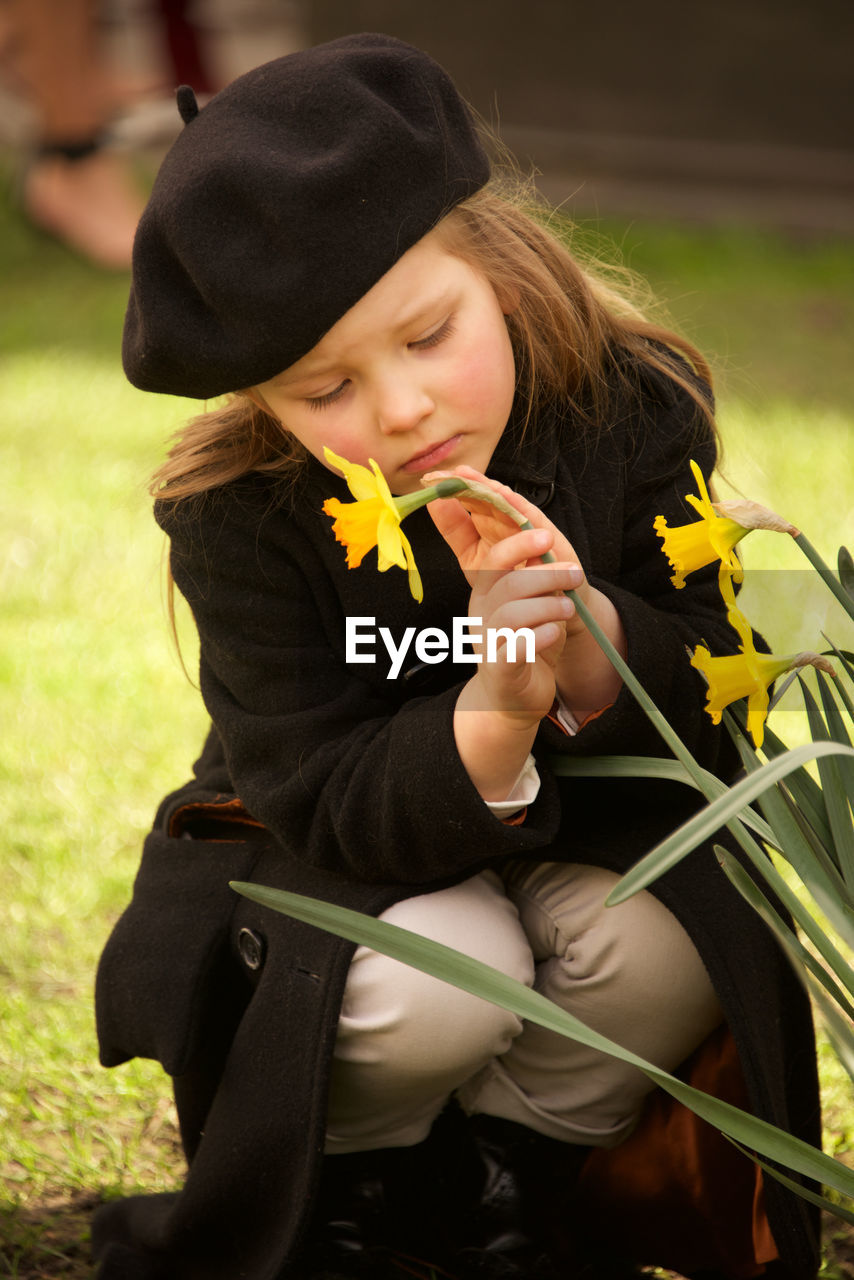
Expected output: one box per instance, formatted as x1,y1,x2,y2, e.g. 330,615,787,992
325,862,722,1154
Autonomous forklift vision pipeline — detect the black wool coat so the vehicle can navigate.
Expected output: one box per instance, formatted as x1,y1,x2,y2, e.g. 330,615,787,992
94,362,821,1280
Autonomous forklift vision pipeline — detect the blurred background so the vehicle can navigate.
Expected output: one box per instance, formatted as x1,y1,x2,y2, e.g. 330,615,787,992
3,1,852,246
2,4,853,1278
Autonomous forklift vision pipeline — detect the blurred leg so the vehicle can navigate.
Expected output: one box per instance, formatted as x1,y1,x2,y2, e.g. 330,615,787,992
10,0,145,268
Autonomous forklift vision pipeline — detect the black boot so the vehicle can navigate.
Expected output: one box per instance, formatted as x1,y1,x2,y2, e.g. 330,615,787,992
453,1115,593,1280
296,1110,469,1279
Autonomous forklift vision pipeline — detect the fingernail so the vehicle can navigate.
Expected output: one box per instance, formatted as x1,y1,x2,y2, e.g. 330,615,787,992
567,564,584,587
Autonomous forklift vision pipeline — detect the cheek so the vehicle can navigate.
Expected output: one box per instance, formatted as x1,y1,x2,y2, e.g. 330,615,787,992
449,324,516,417
278,405,371,471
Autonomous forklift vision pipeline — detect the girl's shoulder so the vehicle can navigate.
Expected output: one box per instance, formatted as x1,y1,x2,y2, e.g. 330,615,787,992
153,469,302,539
608,338,714,415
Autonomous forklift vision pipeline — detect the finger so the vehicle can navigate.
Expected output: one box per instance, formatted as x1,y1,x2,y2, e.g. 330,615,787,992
426,495,483,563
481,526,551,570
428,498,555,572
425,466,528,526
478,530,583,580
478,565,583,612
426,467,580,565
482,591,576,640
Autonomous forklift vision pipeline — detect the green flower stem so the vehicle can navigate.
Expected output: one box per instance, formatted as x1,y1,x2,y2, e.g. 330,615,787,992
534,536,781,886
565,582,715,794
563,570,822,910
395,476,468,518
793,532,854,623
455,501,750,821
525,527,713,796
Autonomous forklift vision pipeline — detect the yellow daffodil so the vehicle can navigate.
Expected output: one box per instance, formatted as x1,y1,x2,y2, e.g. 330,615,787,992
654,460,749,589
691,640,835,749
321,449,468,602
322,447,424,602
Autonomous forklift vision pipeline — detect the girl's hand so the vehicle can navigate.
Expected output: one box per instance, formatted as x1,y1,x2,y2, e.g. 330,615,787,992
421,467,587,802
425,466,587,607
426,466,585,723
427,465,626,739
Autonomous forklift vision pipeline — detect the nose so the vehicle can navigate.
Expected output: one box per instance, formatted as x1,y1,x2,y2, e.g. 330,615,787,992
374,370,435,435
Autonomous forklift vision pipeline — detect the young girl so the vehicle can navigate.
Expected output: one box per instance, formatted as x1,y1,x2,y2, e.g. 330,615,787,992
93,33,821,1280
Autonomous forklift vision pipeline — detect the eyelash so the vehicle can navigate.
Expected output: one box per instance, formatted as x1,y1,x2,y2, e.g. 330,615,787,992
411,317,456,350
306,382,349,412
304,318,456,411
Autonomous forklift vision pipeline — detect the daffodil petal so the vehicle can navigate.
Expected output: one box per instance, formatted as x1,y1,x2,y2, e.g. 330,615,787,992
376,510,407,571
688,460,715,518
718,569,739,613
399,529,424,603
368,459,398,511
746,685,771,748
323,447,381,501
708,517,747,578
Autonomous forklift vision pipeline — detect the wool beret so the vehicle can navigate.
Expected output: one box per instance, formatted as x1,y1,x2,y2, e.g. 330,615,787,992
122,33,490,400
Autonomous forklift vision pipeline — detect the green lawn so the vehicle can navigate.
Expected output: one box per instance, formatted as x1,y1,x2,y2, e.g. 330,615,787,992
1,159,852,1278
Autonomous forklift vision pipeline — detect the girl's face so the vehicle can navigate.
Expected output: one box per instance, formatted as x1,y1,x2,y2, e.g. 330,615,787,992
256,229,517,495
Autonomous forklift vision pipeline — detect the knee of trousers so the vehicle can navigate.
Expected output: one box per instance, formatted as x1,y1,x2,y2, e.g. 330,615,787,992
333,872,535,1083
504,862,722,1054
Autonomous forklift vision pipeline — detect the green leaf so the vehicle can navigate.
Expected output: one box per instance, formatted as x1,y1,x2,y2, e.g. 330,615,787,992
606,741,854,905
820,637,854,722
726,1138,854,1227
714,845,854,1021
773,788,854,944
800,677,854,884
838,545,854,601
724,724,854,946
746,715,834,849
809,976,854,1085
708,821,854,997
229,882,854,1203
817,670,854,806
820,637,854,685
548,754,777,845
606,750,854,996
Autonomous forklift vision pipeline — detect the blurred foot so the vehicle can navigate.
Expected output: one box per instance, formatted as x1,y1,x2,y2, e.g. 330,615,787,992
23,146,144,269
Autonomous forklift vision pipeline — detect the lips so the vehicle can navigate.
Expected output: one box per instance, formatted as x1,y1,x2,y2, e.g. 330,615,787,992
402,434,463,472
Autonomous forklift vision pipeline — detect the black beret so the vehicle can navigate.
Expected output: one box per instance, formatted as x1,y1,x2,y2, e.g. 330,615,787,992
122,33,490,399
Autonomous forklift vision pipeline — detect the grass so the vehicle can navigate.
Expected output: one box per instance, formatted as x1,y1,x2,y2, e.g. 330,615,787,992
1,153,852,1277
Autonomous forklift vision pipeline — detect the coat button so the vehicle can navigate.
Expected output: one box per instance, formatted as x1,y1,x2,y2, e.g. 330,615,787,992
238,927,266,971
521,481,555,508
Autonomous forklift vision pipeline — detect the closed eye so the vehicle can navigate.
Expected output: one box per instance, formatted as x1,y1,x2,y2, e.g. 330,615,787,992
409,318,456,351
305,380,350,411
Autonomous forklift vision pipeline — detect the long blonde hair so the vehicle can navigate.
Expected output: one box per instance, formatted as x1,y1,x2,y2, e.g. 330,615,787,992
150,178,713,503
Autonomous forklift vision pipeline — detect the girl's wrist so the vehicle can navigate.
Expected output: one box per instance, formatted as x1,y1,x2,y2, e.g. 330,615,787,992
555,587,626,721
453,677,541,803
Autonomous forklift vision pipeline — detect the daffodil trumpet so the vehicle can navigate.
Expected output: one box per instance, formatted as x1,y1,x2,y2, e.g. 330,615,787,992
654,460,750,590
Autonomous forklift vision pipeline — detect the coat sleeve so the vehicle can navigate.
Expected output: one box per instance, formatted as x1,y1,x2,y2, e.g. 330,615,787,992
541,368,745,780
157,484,560,885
